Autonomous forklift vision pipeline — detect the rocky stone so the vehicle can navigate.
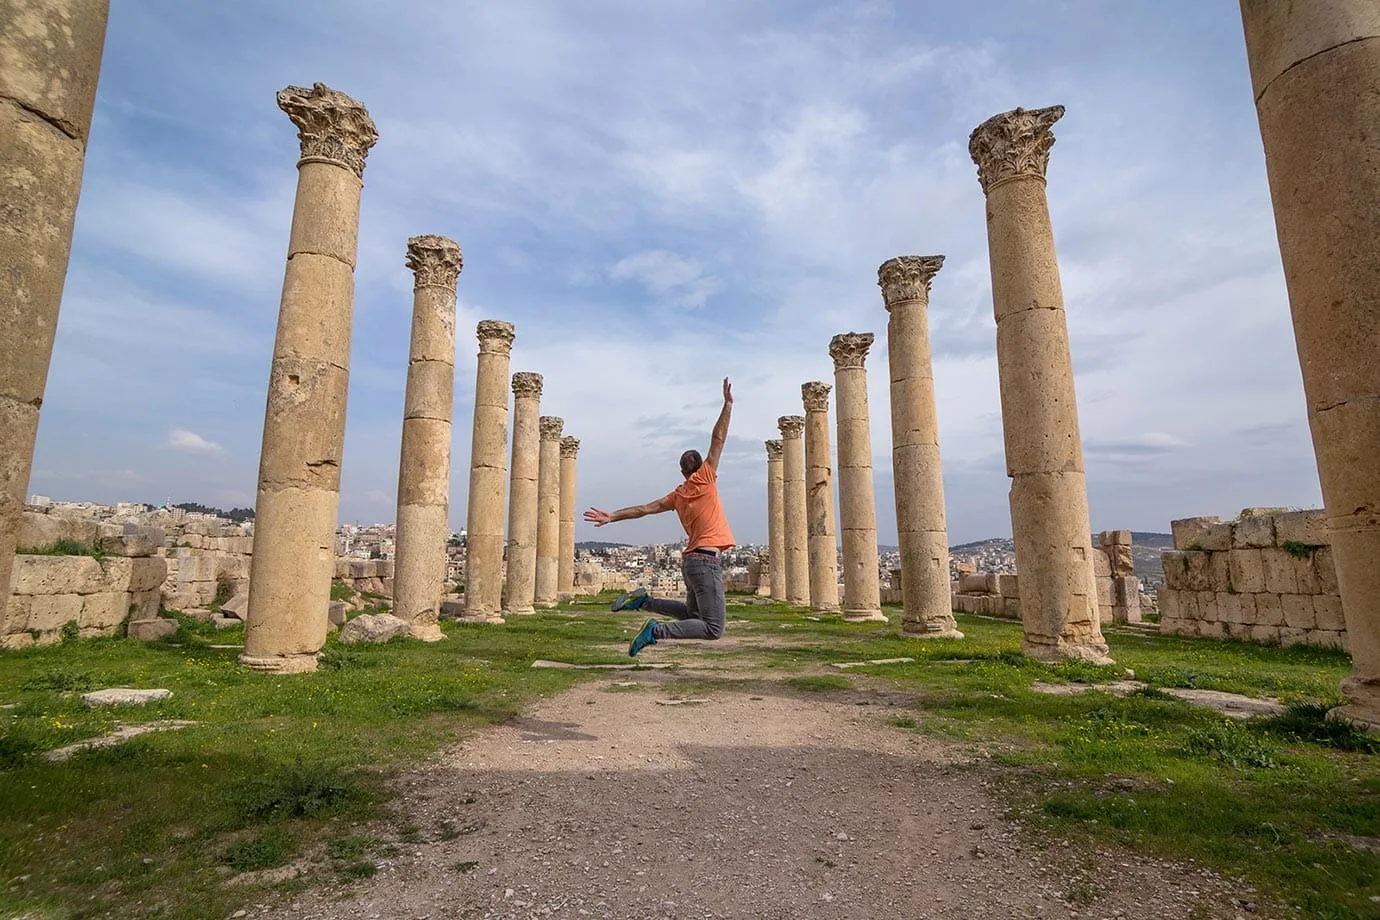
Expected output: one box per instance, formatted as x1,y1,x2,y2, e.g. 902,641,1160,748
1171,516,1223,551
328,600,348,628
338,613,411,644
1274,509,1328,547
128,618,178,641
81,688,172,707
1232,513,1276,549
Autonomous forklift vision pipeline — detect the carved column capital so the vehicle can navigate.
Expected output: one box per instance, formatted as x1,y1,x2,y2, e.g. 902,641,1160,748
765,439,783,460
539,416,565,442
406,235,463,290
878,255,944,309
276,83,378,179
801,381,832,412
968,105,1065,195
829,332,875,370
511,371,543,399
476,320,515,356
560,435,580,458
777,415,805,439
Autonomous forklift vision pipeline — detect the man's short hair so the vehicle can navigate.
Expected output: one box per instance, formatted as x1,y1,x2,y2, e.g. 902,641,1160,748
680,449,703,478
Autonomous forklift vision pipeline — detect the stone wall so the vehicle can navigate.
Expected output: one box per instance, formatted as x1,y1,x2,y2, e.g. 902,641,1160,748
160,520,253,613
334,558,394,597
1158,509,1344,649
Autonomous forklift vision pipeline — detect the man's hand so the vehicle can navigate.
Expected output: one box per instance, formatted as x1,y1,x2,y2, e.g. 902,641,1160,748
723,377,732,405
584,508,613,527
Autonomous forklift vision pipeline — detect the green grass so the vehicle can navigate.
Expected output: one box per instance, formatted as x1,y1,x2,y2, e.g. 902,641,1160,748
16,539,103,558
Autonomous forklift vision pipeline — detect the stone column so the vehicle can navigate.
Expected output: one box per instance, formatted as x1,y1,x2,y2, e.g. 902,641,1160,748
969,105,1109,664
880,256,963,639
461,320,515,624
559,436,580,598
802,382,840,612
765,440,786,602
0,0,109,626
534,416,563,608
502,372,542,616
830,334,885,622
392,235,463,642
243,84,378,673
1240,1,1380,728
777,416,810,606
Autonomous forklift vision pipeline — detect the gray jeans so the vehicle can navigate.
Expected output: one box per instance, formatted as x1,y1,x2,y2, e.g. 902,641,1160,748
646,552,725,640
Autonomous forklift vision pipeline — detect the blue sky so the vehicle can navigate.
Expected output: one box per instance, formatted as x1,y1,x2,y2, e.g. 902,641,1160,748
32,0,1321,545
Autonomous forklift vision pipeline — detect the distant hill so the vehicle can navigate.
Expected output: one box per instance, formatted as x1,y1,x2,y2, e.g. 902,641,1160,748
949,533,1173,583
576,541,634,550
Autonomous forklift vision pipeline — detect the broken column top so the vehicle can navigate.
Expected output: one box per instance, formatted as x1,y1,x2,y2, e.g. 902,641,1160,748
968,104,1065,194
777,416,805,439
829,332,875,369
476,320,515,355
405,235,463,289
512,371,543,398
801,381,832,411
878,255,945,308
277,82,379,178
539,416,565,441
765,439,783,459
560,435,580,458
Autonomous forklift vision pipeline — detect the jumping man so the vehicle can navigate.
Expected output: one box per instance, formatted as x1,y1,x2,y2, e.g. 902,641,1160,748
583,378,735,656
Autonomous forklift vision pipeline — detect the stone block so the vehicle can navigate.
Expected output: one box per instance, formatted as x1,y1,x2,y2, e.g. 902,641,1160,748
1274,509,1328,547
1092,548,1111,578
1293,553,1320,594
1313,594,1347,631
1096,576,1113,607
17,512,63,549
81,688,171,706
328,600,348,627
1279,627,1310,648
1209,553,1233,591
1218,592,1243,625
379,559,395,578
338,613,411,644
1098,603,1113,625
1232,514,1276,549
1228,550,1266,593
1157,587,1180,621
1314,547,1340,594
0,633,35,650
1106,543,1134,577
81,592,131,630
26,594,83,633
221,594,248,620
1281,594,1316,630
128,557,168,593
10,554,107,596
98,532,159,557
334,559,350,578
2,595,32,633
1236,592,1258,624
1249,624,1281,643
1161,552,1188,590
1262,549,1300,594
958,573,991,594
1179,589,1200,622
348,560,369,579
1199,621,1225,638
128,618,178,641
1106,529,1132,546
1182,552,1214,591
1311,631,1347,651
128,589,160,622
440,598,467,619
1171,516,1221,550
1254,593,1284,626
1004,598,1020,618
998,574,1020,598
211,615,239,629
1197,591,1219,622
214,552,248,581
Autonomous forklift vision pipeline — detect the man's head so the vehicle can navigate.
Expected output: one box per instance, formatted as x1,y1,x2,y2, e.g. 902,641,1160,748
680,449,703,479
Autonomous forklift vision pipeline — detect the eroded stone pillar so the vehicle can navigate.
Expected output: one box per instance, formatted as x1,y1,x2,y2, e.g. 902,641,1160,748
461,320,515,624
880,256,963,639
392,235,462,642
243,84,378,673
777,416,809,606
534,415,563,608
830,334,885,622
802,382,840,612
969,105,1109,664
0,0,109,626
559,436,579,599
1239,1,1380,728
502,372,542,616
765,440,786,602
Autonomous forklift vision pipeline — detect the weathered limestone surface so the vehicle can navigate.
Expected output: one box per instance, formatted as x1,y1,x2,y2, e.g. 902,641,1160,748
880,256,962,639
801,382,839,612
534,416,563,608
503,372,542,616
0,0,109,622
765,440,786,602
969,105,1109,664
462,320,515,624
559,436,579,598
777,417,809,606
1240,0,1380,727
392,235,462,642
244,84,378,674
830,334,884,622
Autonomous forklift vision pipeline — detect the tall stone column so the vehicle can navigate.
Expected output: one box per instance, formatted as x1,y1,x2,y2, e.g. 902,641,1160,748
0,0,109,627
559,436,580,598
502,372,542,616
534,416,563,608
969,105,1109,664
392,235,463,642
777,416,810,606
830,334,885,622
1239,1,1380,727
461,320,515,624
802,382,840,612
765,440,786,602
880,256,963,639
243,84,378,673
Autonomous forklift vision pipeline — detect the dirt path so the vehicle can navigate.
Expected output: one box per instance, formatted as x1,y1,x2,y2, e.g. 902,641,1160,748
265,656,1265,920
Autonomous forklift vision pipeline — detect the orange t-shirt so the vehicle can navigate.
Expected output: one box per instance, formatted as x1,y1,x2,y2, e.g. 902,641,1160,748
664,462,735,554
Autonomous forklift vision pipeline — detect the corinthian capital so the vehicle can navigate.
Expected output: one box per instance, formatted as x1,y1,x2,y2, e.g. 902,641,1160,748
765,439,783,460
476,320,515,356
829,332,874,370
968,105,1065,195
801,381,832,412
276,82,378,179
539,416,565,442
560,435,580,458
511,371,543,399
777,415,805,439
878,255,944,309
406,235,463,290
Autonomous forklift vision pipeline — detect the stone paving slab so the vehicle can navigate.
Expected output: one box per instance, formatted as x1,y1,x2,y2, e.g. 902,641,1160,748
830,657,915,670
1030,681,1287,718
81,688,172,706
530,659,672,671
43,720,199,762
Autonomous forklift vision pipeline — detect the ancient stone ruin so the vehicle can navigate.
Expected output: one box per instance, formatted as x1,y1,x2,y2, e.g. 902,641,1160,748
801,381,839,613
829,333,884,622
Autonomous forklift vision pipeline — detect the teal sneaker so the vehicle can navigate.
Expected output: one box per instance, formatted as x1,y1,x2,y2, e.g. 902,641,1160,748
612,586,649,612
629,618,659,657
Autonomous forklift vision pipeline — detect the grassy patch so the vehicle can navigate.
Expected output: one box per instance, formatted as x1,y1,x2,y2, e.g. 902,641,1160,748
16,539,103,558
785,675,851,692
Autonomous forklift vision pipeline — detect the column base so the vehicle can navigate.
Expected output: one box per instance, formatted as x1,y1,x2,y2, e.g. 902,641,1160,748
903,625,965,640
455,614,506,625
1334,677,1380,732
811,604,841,614
843,609,889,623
1022,639,1114,667
504,607,537,616
410,623,446,642
239,652,319,674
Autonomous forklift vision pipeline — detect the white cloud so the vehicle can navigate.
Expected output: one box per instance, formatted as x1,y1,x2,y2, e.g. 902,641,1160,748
166,427,225,455
608,250,723,309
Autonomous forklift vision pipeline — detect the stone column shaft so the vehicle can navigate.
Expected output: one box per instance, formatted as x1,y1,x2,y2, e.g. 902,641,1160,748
392,235,462,641
777,416,809,606
802,382,840,611
765,440,786,602
969,105,1109,663
244,84,378,673
0,0,109,633
559,436,579,598
534,415,563,608
830,334,884,621
462,320,515,623
1240,0,1380,727
880,257,962,639
503,372,542,616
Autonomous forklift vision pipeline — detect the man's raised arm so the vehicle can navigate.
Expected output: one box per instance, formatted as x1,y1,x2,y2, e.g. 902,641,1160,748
584,497,673,527
704,377,733,470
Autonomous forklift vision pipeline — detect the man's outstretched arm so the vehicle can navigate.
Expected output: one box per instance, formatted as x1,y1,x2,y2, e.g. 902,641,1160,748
704,377,733,470
584,497,673,527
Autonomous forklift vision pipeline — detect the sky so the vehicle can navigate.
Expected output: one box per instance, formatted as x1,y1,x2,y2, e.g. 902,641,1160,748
31,0,1323,546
